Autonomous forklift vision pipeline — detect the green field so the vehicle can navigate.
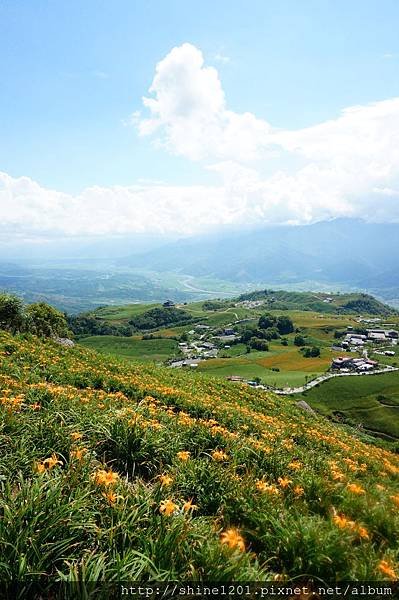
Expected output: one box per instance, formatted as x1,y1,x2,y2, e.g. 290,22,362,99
79,335,178,362
91,303,161,322
303,371,399,440
76,296,399,442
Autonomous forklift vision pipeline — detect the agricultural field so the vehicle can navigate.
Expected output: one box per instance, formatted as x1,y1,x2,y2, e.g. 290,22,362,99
76,296,399,389
198,342,343,388
302,371,399,441
1,330,399,592
79,335,178,363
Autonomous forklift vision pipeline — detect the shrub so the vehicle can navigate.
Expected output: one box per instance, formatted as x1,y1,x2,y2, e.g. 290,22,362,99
26,302,69,338
0,293,25,333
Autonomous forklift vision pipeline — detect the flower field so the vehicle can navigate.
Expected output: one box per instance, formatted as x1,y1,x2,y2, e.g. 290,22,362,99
0,331,398,588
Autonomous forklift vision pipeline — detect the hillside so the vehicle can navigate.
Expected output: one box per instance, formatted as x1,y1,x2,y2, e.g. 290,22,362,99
76,290,395,331
3,219,399,313
237,290,395,316
1,331,398,592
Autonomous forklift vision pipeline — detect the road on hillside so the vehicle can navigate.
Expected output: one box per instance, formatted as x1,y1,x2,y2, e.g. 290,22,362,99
180,276,237,297
272,365,399,395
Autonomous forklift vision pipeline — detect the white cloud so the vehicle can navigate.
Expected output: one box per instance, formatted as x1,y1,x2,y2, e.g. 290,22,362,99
137,43,271,161
213,53,231,64
2,43,399,242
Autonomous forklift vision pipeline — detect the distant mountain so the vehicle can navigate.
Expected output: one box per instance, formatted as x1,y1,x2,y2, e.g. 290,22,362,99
121,219,399,298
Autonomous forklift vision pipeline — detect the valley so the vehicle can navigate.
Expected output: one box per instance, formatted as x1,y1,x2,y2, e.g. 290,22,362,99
72,290,399,443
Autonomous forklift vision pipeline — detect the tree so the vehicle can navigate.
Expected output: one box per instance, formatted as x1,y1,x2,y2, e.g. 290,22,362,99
263,327,280,341
258,313,276,330
249,337,269,351
294,334,306,347
26,302,69,338
240,325,261,343
0,293,25,333
303,346,320,358
276,315,294,335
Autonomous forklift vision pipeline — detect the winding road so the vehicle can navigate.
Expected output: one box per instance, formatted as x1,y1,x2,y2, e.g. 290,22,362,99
271,365,399,395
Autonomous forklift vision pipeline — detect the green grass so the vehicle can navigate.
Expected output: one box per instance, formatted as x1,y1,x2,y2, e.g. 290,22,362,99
1,330,399,591
78,335,178,362
91,303,161,322
303,371,399,439
200,363,321,388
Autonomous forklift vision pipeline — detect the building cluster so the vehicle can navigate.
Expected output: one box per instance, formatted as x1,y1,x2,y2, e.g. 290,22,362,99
341,327,398,349
331,356,378,372
235,300,267,309
169,323,238,369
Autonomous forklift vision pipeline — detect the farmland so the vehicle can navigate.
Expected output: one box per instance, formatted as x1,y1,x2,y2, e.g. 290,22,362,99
73,291,399,446
302,371,399,440
78,302,360,387
1,330,399,591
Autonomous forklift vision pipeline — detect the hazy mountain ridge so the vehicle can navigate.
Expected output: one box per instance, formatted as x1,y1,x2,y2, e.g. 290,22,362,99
2,219,399,311
123,219,399,294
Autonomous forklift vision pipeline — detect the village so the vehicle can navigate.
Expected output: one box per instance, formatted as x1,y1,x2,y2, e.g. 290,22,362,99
331,326,398,373
168,323,238,369
166,302,399,391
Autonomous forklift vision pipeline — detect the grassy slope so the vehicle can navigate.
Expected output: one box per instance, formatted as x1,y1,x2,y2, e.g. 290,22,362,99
1,331,399,589
302,372,399,439
79,335,178,362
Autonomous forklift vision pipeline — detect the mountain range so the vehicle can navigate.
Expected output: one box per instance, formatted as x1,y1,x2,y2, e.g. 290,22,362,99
121,219,399,302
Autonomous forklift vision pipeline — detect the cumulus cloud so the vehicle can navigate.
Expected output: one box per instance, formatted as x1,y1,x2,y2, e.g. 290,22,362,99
134,43,399,225
1,43,399,242
0,171,245,238
137,43,271,161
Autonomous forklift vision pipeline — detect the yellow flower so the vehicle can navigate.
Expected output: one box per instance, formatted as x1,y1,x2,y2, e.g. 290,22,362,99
211,450,229,461
220,528,245,552
255,480,269,492
378,560,397,580
347,483,365,495
331,469,345,481
35,453,62,473
256,480,280,495
183,499,198,512
159,474,174,487
293,485,304,496
70,432,83,441
92,468,119,487
332,514,368,540
390,494,399,507
42,453,62,469
357,526,369,540
159,499,179,516
102,490,122,505
333,514,355,530
288,461,302,471
70,447,88,461
278,477,292,489
176,451,191,461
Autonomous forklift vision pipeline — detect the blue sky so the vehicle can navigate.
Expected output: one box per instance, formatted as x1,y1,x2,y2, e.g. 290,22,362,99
1,0,399,240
